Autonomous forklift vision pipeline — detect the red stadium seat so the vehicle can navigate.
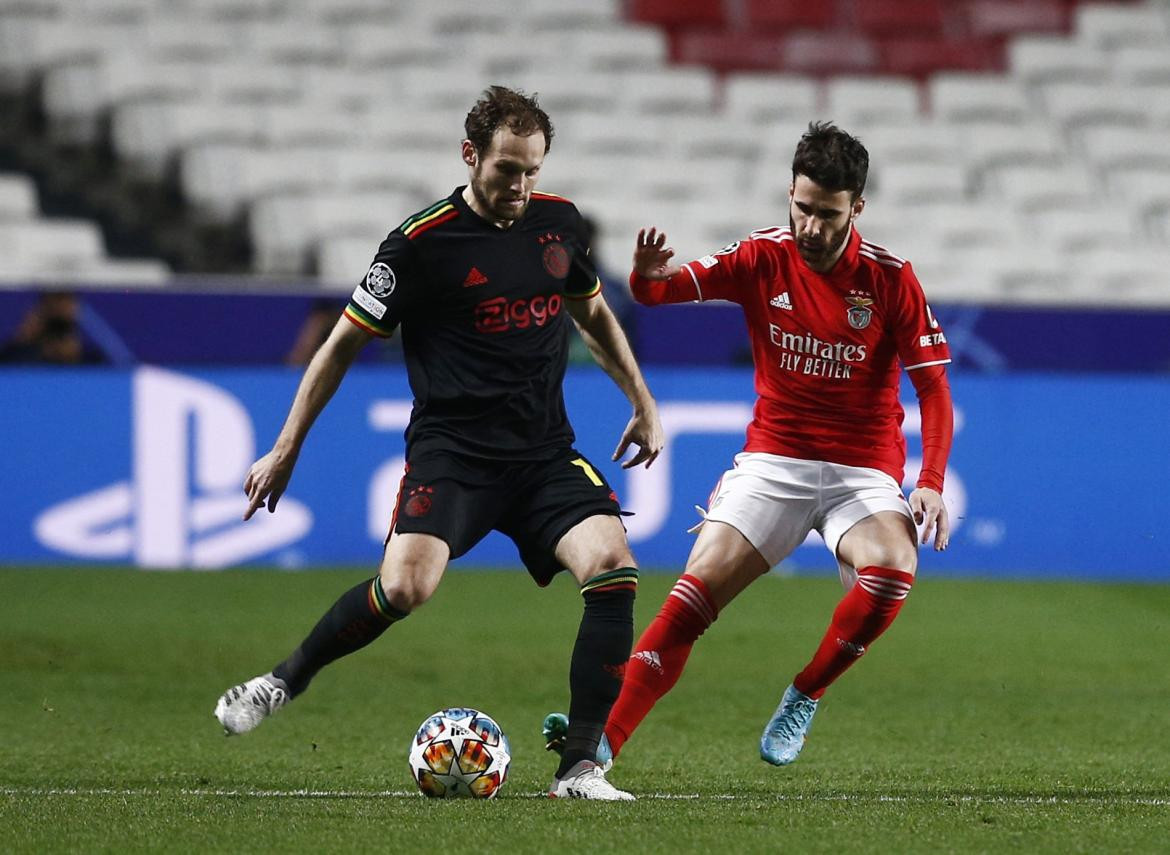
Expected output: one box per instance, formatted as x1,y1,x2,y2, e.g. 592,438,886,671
855,0,947,38
673,31,785,73
782,31,878,76
964,0,1070,38
628,0,727,29
745,0,836,31
880,36,1003,78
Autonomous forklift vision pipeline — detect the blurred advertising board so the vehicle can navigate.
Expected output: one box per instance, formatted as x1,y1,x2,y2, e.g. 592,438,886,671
1,365,1166,579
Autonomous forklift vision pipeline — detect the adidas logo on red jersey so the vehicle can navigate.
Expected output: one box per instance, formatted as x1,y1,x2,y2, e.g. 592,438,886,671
770,291,793,310
463,267,489,287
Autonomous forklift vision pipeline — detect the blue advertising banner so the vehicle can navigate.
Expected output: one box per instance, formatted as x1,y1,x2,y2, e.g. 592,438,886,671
1,365,1166,579
4,288,1170,373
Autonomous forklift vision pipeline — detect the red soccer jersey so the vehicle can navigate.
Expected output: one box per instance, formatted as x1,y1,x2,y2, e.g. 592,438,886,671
640,226,950,484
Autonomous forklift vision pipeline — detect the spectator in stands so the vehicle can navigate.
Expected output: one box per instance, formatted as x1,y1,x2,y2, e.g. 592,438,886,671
286,298,344,367
0,291,106,364
569,214,638,364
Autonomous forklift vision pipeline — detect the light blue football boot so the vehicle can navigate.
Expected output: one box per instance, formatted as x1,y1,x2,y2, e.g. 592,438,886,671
541,712,614,772
760,684,819,766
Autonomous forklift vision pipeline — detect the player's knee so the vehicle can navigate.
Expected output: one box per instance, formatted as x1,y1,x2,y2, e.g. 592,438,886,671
578,546,638,582
378,570,437,612
858,545,918,576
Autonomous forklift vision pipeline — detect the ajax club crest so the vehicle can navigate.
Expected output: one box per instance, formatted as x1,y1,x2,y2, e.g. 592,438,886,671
845,295,874,330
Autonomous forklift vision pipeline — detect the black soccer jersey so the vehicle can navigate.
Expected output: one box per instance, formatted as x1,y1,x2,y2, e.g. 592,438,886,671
344,186,602,461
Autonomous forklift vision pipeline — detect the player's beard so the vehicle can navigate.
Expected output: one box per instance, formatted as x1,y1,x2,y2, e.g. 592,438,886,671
470,166,528,224
790,213,850,271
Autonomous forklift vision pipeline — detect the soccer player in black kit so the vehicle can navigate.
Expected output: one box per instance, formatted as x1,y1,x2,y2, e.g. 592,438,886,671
213,87,663,800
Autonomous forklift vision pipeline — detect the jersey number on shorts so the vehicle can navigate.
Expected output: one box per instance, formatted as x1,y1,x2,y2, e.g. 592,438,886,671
571,458,603,486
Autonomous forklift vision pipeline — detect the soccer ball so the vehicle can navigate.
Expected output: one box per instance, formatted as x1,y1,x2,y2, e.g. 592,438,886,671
408,707,511,799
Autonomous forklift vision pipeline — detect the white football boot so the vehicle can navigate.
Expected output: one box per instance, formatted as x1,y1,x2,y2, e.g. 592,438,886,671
214,673,289,735
548,760,635,801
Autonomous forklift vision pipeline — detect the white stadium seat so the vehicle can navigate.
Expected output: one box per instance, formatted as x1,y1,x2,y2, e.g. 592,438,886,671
0,174,40,220
1008,36,1112,85
854,122,963,166
617,67,720,116
823,76,923,127
959,122,1067,174
1075,2,1170,49
928,73,1034,124
722,72,820,125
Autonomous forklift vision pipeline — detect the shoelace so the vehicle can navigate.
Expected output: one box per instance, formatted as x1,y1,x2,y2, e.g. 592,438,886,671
772,698,816,740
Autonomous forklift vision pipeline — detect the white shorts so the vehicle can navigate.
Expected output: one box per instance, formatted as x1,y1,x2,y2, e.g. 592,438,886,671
703,452,913,585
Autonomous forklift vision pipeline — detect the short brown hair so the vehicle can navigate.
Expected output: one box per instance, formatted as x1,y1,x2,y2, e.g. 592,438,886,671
464,85,554,155
792,121,869,199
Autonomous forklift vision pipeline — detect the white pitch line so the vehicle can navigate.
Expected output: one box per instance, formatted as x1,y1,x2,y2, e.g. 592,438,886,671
2,787,1169,806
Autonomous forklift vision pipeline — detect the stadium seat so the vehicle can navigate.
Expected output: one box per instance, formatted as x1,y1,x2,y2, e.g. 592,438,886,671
523,0,623,32
965,0,1069,38
855,0,947,39
660,113,764,162
1039,81,1150,134
823,76,923,127
868,162,969,205
1074,2,1170,48
1107,167,1170,219
628,0,726,29
314,234,381,290
181,143,337,220
0,219,106,270
672,32,785,74
1032,204,1141,252
878,37,1002,78
744,0,837,31
958,122,1067,175
1110,45,1170,85
928,72,1033,124
111,98,262,179
1007,35,1112,84
41,55,206,145
544,26,670,71
618,66,719,115
981,162,1097,210
1079,127,1170,171
249,188,426,275
140,17,239,60
1068,246,1170,304
853,122,963,166
512,70,626,117
237,19,341,65
782,31,879,76
721,72,820,125
0,174,40,221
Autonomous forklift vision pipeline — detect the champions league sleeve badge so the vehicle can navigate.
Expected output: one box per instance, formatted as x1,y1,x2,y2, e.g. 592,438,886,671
366,262,396,297
846,295,874,329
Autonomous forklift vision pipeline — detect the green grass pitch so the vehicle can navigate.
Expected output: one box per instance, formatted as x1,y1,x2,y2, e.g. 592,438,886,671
2,567,1169,853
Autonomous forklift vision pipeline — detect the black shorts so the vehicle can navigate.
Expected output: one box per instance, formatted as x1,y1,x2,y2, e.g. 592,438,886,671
387,447,625,586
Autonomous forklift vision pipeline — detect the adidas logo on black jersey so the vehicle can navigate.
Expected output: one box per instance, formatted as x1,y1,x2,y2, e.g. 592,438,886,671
463,267,489,287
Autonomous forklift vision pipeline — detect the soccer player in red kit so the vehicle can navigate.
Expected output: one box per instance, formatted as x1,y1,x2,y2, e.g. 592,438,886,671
545,121,953,770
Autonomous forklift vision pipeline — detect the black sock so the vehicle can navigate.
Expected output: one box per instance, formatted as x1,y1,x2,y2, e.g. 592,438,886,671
557,568,637,778
272,577,408,697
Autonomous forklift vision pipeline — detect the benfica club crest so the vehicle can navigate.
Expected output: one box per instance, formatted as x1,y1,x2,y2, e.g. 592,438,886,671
845,295,874,330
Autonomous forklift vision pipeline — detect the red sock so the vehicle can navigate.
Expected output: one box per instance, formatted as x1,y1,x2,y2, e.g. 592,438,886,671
604,574,717,757
793,566,914,700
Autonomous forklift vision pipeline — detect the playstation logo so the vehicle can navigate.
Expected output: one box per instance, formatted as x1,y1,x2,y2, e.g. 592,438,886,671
33,367,312,568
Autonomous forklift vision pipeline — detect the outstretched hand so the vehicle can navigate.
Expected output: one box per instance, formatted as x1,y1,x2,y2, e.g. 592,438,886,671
242,448,297,520
908,487,949,551
612,405,665,470
633,228,679,280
